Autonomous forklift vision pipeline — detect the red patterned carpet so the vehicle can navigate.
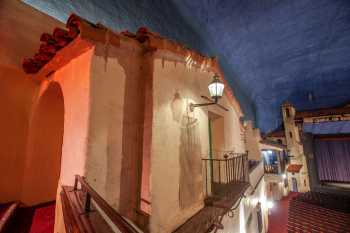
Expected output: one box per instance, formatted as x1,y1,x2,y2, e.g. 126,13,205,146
268,192,299,233
3,202,56,233
29,203,55,233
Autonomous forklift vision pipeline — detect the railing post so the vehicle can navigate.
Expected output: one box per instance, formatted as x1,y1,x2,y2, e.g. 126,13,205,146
218,160,221,185
245,151,249,181
224,154,228,185
245,154,249,182
204,160,208,197
74,175,78,191
210,159,214,195
85,192,91,213
233,156,236,182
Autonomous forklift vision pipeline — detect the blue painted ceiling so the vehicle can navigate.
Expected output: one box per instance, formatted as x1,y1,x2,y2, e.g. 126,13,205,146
24,0,350,133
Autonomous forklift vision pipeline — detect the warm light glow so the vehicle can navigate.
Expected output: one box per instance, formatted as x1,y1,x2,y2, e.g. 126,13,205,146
251,197,259,206
239,199,247,233
208,74,224,99
267,200,274,209
282,173,287,179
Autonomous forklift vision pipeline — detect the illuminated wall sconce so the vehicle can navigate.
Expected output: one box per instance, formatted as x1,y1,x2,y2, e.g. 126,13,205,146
190,74,228,111
282,173,287,179
267,200,274,209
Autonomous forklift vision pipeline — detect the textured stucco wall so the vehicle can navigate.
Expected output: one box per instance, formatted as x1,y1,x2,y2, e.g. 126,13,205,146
81,39,150,228
150,57,245,232
22,82,64,205
245,121,262,161
22,0,256,131
23,0,350,133
48,48,93,232
282,104,310,193
51,49,93,187
218,163,268,233
84,45,126,210
0,0,64,203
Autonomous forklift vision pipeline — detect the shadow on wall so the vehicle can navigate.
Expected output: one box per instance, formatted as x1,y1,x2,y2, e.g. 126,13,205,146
179,108,203,209
171,90,204,208
22,82,64,206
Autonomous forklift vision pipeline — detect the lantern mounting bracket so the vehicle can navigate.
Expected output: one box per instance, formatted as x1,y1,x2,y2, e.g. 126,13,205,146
190,96,229,112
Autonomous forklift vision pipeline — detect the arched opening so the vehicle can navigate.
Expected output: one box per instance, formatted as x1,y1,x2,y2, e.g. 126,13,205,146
22,82,64,205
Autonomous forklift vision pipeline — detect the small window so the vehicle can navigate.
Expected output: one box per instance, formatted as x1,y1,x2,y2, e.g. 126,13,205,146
289,132,293,138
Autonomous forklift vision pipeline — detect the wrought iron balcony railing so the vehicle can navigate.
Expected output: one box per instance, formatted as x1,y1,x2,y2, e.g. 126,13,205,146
174,152,250,233
202,152,249,199
264,164,279,174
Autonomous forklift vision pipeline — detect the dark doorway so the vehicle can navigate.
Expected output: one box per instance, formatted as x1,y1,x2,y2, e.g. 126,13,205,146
291,177,298,192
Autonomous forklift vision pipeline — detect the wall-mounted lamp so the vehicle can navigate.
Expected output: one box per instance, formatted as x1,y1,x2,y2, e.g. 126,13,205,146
190,74,228,111
267,200,274,209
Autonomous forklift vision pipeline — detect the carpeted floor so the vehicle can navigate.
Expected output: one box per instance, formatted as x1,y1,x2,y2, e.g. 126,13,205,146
268,192,299,233
4,202,55,233
29,203,55,233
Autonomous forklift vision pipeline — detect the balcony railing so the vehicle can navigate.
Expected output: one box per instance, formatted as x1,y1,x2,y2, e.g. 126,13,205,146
61,175,139,233
170,153,250,233
202,152,249,199
264,164,279,174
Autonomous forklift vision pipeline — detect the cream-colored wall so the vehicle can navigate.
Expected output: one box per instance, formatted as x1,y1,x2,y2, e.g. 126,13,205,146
245,121,262,161
150,57,245,232
211,115,226,156
81,40,149,226
45,49,93,232
218,163,268,233
282,104,303,160
50,49,93,187
52,42,136,232
282,104,310,192
85,44,127,210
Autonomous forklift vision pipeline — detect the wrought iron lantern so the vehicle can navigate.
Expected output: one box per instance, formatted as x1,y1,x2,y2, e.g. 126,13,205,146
208,74,224,102
190,74,228,111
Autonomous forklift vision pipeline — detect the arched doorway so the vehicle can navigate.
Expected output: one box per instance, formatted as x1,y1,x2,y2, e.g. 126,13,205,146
22,82,64,205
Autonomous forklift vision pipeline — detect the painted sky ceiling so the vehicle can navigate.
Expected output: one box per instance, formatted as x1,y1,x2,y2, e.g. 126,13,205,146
24,0,350,133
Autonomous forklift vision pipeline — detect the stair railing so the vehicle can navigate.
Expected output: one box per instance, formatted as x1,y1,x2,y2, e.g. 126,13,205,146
61,175,139,233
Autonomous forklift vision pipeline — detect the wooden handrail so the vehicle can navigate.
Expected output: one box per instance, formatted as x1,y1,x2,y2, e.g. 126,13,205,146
0,201,19,233
73,175,139,233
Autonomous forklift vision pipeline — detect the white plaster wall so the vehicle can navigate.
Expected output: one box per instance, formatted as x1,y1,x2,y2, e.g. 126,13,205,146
245,121,262,160
52,48,94,186
48,48,94,233
84,44,126,209
54,41,144,232
282,105,310,192
150,57,245,233
217,164,268,233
